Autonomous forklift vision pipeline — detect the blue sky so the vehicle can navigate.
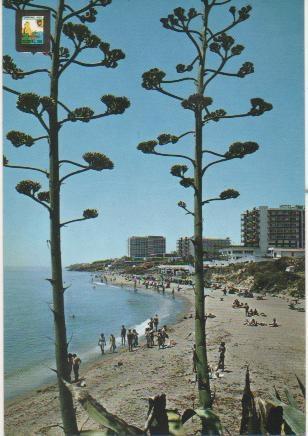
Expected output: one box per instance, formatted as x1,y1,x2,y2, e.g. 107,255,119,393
3,0,304,267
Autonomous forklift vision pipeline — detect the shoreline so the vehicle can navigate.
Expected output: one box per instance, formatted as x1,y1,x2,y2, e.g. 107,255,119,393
4,280,305,435
4,278,191,406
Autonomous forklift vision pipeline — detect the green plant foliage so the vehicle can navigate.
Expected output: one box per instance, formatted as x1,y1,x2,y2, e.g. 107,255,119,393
83,209,99,219
203,109,227,122
142,68,166,90
37,191,50,203
137,140,157,154
99,42,125,68
83,152,114,170
225,141,259,159
40,96,55,111
17,93,40,113
157,133,178,145
181,94,213,111
170,164,188,177
180,178,194,188
15,180,41,196
68,107,95,122
249,98,273,116
3,55,24,79
6,130,34,147
219,189,240,200
100,95,130,114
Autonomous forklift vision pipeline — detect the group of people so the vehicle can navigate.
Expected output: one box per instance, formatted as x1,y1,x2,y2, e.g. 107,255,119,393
232,300,267,317
121,325,139,351
67,353,82,382
243,317,278,327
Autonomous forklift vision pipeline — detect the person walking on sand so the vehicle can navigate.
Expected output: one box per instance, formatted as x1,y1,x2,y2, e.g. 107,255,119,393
110,334,116,352
98,333,106,355
127,329,134,352
72,354,81,382
217,342,226,371
132,329,139,347
153,314,159,332
121,325,126,346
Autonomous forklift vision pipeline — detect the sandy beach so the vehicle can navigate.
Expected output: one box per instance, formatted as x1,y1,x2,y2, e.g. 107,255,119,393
4,278,305,435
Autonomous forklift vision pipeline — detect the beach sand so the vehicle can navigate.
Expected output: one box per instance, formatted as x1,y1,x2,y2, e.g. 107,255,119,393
4,280,305,435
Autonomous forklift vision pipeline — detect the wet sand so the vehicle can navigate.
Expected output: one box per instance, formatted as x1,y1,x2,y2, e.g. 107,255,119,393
4,282,305,435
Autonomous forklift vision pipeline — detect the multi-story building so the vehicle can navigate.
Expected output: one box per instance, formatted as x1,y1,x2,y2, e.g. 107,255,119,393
128,236,166,258
177,236,231,258
241,205,305,254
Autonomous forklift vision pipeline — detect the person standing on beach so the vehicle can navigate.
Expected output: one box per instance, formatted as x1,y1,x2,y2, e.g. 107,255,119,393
98,333,106,355
217,342,226,371
153,314,159,332
127,329,134,352
121,325,126,346
110,334,116,352
72,354,81,382
132,329,139,347
149,318,154,330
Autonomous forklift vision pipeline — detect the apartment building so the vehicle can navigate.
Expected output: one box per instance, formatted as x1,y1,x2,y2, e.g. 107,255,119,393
128,236,166,258
241,205,305,254
176,236,231,258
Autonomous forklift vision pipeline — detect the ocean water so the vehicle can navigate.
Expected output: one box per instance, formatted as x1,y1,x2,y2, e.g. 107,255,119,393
4,267,184,401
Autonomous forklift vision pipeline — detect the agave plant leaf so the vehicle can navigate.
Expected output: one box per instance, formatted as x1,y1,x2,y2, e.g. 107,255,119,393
240,367,260,434
269,398,305,435
274,386,282,401
166,410,186,436
195,408,223,434
256,398,284,435
295,374,305,398
63,381,144,435
181,408,196,424
284,389,298,408
80,431,116,435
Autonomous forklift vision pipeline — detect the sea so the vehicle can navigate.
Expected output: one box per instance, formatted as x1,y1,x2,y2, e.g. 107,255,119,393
4,266,184,401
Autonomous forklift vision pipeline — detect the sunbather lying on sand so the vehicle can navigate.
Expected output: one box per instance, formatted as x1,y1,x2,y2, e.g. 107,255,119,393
269,318,279,327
